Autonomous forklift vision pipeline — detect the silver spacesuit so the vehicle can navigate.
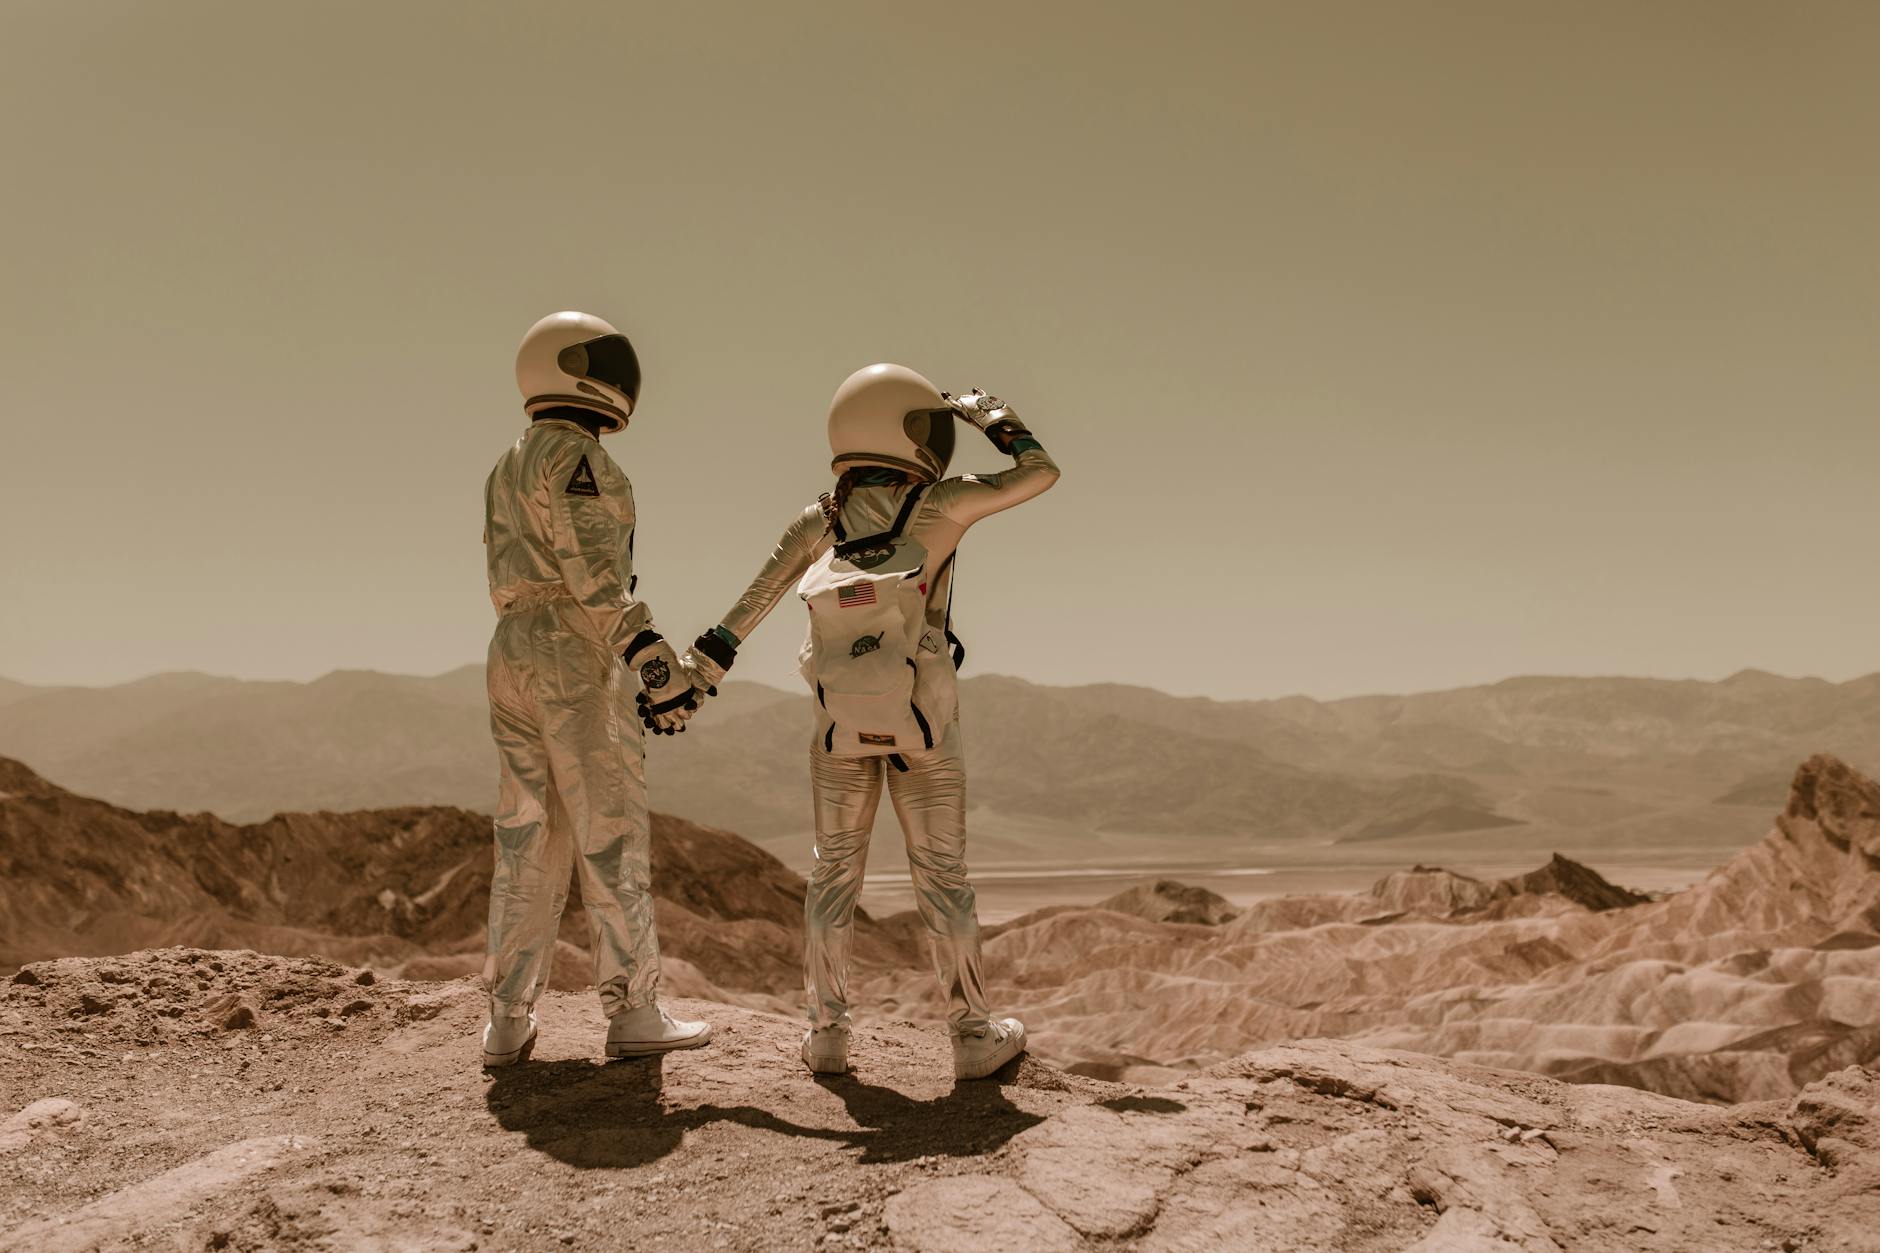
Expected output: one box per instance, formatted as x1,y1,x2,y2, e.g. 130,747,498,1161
480,311,708,1067
687,363,1059,1079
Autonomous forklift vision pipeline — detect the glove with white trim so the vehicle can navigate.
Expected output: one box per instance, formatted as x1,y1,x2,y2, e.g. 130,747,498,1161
683,626,739,698
942,388,1035,454
625,630,698,735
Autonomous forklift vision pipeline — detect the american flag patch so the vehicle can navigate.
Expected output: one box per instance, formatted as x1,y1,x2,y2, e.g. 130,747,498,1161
836,583,878,608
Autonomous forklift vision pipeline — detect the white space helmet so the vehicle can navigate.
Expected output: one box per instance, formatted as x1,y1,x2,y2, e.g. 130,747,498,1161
827,363,956,481
515,311,641,433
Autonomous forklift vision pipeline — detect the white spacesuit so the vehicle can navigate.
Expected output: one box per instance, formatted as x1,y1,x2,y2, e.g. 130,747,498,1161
479,311,710,1067
685,363,1060,1080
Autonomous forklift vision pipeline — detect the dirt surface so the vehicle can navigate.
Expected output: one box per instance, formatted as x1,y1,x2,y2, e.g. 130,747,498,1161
4,948,1877,1252
0,949,1095,1252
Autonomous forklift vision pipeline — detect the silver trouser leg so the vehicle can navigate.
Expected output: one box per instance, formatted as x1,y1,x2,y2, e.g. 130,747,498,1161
537,623,659,1018
485,615,577,1017
886,722,989,1035
806,742,885,1031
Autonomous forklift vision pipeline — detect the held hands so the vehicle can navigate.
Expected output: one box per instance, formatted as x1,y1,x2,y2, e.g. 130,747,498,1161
942,388,1034,454
625,634,699,735
629,628,740,736
683,627,738,697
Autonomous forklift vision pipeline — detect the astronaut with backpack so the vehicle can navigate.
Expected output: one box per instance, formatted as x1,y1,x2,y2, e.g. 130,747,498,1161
677,363,1060,1080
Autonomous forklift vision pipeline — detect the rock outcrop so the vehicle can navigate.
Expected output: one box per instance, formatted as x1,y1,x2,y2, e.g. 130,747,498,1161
1,949,1874,1251
1498,852,1652,911
1366,853,1649,918
1094,880,1240,926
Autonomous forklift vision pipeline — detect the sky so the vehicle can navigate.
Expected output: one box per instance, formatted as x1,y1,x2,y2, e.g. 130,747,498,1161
1,1,1876,701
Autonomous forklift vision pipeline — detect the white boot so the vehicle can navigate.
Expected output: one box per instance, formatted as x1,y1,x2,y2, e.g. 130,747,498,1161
482,1009,538,1068
952,1017,1026,1081
605,1004,712,1058
801,1026,851,1075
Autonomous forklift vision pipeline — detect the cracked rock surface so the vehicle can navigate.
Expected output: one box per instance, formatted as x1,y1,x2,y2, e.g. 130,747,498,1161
3,949,1874,1251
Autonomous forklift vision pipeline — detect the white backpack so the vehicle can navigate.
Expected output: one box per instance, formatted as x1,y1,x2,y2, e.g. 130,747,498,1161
797,485,955,759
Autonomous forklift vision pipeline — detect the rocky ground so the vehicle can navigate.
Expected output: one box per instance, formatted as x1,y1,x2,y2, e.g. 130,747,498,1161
6,751,1880,1110
4,948,1877,1252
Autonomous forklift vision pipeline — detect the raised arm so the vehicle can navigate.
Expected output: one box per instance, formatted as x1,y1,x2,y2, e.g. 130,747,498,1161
683,504,829,690
930,388,1062,527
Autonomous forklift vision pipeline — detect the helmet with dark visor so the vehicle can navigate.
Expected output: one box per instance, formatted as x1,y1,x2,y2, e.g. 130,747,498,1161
557,334,642,411
902,406,956,477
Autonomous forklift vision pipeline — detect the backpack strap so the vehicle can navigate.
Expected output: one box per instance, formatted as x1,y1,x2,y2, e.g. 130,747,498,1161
934,554,966,670
889,483,926,539
905,659,936,750
832,484,926,560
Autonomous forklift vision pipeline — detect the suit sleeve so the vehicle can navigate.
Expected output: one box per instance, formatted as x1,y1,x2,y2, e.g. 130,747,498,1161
547,442,655,654
931,444,1062,529
716,505,829,644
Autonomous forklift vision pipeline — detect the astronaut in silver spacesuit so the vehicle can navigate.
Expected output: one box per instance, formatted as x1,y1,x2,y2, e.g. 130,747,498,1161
683,363,1060,1080
479,311,711,1067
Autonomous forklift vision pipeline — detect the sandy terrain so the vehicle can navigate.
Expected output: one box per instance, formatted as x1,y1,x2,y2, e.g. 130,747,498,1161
3,948,1876,1252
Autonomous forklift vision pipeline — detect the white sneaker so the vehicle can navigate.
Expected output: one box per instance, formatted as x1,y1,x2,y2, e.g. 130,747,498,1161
952,1017,1026,1081
482,1010,538,1068
605,1004,712,1057
802,1027,851,1075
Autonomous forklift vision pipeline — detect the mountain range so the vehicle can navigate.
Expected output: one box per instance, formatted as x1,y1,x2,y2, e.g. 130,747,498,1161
2,666,1878,873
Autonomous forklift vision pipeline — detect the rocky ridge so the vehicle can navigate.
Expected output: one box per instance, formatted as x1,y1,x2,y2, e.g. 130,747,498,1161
1365,854,1651,919
0,756,918,1014
2,948,1875,1252
7,754,1878,1104
1094,880,1242,926
867,756,1880,1100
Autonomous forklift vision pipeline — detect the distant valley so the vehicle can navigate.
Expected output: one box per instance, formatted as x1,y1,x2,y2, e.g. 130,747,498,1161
2,666,1876,878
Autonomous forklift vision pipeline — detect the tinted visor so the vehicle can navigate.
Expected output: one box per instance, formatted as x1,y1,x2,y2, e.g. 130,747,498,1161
902,406,956,473
557,334,642,406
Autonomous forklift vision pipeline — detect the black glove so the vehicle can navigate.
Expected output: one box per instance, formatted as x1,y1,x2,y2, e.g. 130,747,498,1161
683,627,739,698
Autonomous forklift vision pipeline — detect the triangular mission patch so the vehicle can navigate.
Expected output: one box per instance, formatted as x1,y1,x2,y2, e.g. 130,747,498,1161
565,454,600,497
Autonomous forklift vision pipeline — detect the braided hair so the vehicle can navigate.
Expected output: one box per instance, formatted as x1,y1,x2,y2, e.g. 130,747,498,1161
819,467,914,528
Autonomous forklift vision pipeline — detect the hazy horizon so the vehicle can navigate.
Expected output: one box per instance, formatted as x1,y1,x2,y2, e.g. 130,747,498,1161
4,2,1877,700
4,657,1876,707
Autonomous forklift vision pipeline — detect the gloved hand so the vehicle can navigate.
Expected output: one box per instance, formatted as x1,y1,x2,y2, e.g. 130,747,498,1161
942,388,1035,454
683,626,739,697
624,630,698,735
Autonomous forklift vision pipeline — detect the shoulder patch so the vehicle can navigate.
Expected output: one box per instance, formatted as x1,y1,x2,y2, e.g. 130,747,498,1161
565,454,600,497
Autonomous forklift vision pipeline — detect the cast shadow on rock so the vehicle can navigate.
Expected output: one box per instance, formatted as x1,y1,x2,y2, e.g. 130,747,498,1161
811,1055,1044,1164
1098,1095,1187,1115
484,1053,1042,1170
485,1055,827,1170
